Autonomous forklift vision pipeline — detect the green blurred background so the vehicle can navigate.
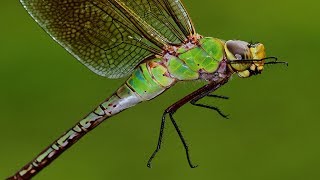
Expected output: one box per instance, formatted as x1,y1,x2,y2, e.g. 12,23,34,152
1,0,319,179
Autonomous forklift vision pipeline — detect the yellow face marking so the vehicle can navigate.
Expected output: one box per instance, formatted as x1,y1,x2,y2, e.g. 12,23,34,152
237,70,250,78
250,64,256,71
250,44,266,60
257,65,264,71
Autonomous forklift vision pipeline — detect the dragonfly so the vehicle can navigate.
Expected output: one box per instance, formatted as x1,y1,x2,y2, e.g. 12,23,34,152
8,0,287,179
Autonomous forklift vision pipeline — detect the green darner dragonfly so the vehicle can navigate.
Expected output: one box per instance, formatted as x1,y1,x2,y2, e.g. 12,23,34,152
8,0,287,179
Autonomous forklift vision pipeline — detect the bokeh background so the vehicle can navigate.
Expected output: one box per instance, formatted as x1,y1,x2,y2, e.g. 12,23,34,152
1,0,319,179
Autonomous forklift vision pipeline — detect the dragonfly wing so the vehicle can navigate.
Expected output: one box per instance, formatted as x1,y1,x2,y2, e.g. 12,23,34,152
114,0,195,44
20,0,195,78
162,0,196,39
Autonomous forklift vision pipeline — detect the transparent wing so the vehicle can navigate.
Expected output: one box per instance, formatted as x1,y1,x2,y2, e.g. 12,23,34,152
116,0,195,44
162,0,196,38
20,0,195,78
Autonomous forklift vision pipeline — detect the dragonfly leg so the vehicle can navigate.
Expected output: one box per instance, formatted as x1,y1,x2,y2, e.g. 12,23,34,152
207,94,229,99
190,94,230,119
147,109,197,168
168,112,198,168
147,112,167,168
147,75,231,168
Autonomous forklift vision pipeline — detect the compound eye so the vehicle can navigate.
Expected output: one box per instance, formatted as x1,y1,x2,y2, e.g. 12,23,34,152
225,40,251,71
226,40,250,60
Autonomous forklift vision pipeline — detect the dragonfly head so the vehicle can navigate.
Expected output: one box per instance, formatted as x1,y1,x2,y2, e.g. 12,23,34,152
225,40,267,78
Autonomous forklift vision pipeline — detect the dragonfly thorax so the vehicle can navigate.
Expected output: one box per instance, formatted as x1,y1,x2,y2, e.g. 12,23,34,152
225,40,267,78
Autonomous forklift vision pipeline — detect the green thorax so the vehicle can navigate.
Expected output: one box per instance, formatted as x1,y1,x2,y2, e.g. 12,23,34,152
124,37,225,101
167,37,225,80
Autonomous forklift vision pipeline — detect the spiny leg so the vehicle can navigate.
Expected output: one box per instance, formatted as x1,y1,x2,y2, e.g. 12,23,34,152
147,76,230,168
168,112,197,168
190,94,230,119
147,110,197,168
147,112,167,168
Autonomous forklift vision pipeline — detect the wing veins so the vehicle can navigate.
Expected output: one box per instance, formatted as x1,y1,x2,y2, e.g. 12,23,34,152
162,0,195,36
109,0,171,47
20,0,195,78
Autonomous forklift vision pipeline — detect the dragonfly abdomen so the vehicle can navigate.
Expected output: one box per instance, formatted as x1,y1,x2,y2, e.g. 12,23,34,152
126,58,176,101
9,84,144,179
